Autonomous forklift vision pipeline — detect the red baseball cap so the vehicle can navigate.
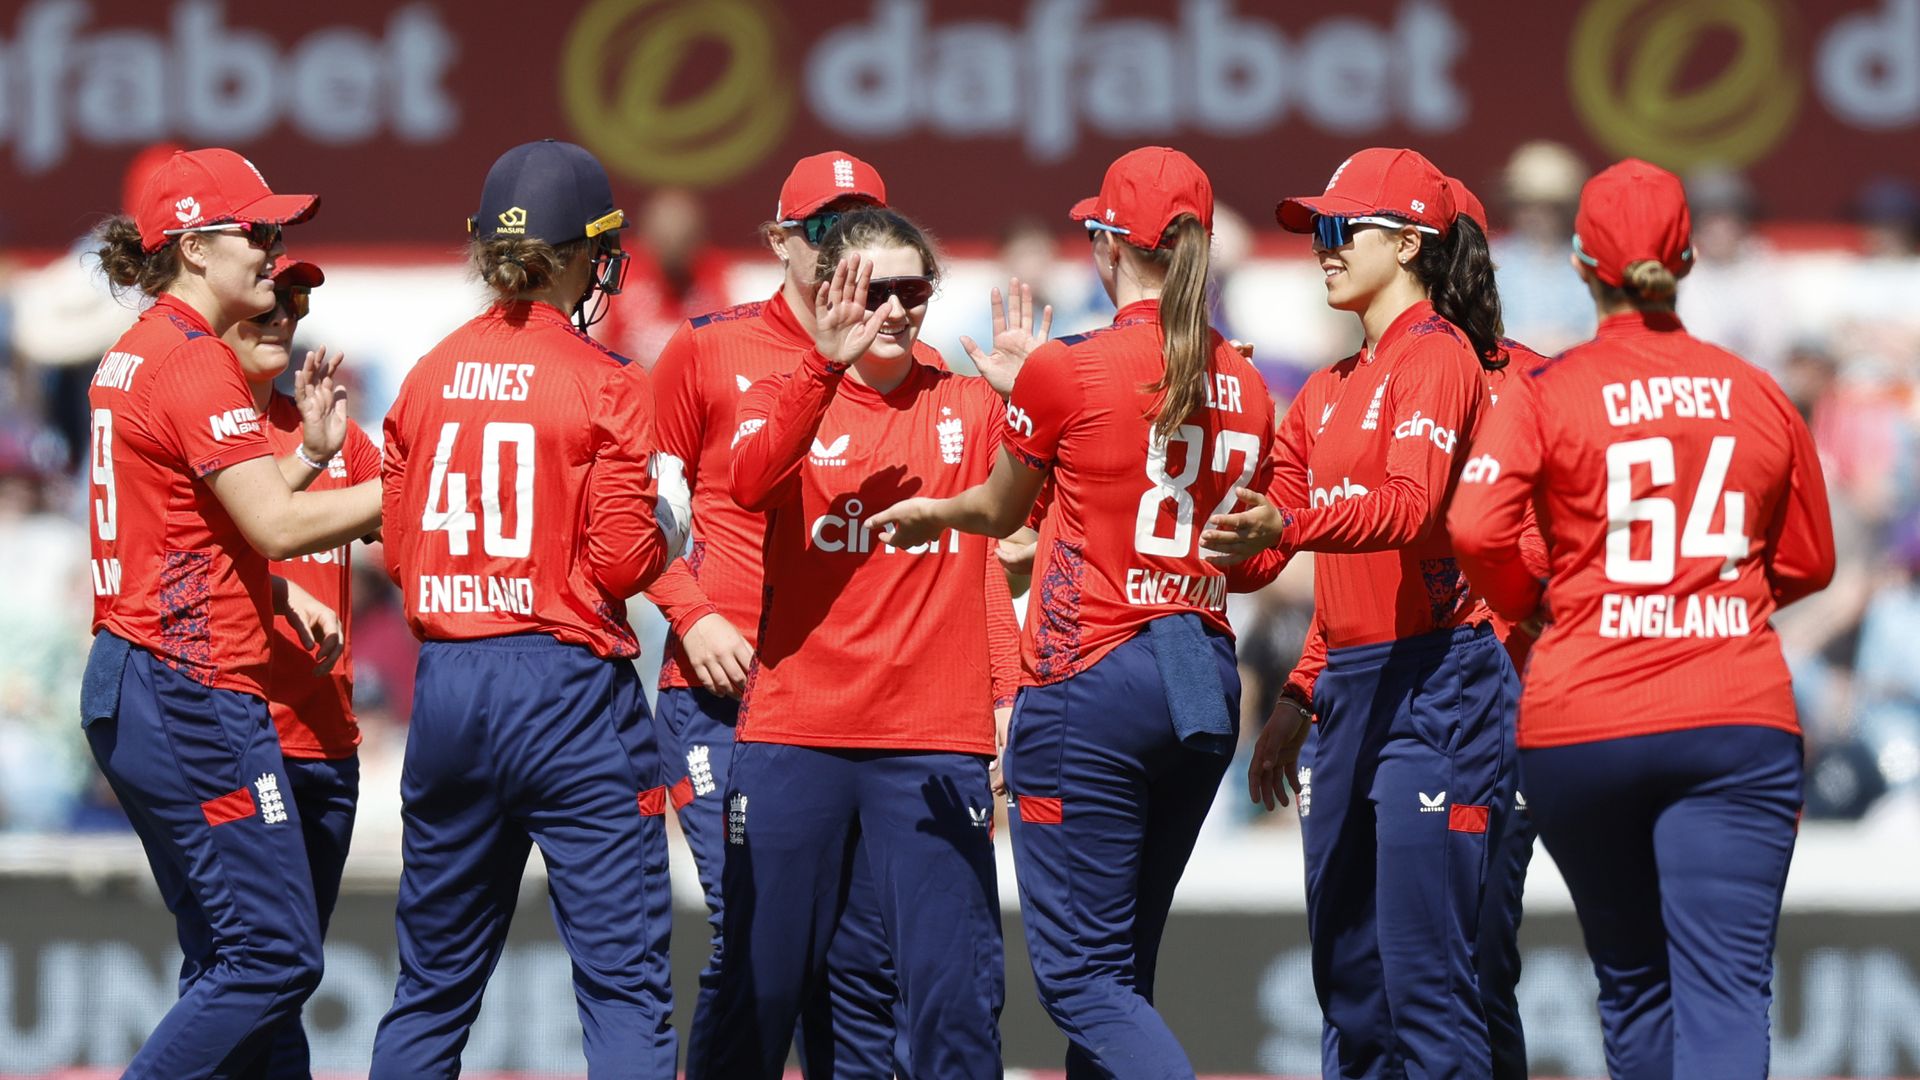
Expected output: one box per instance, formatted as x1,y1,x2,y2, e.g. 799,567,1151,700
1277,148,1454,235
135,148,317,252
776,151,886,223
121,142,184,219
1573,159,1693,288
1447,175,1488,232
271,255,324,289
1069,146,1213,250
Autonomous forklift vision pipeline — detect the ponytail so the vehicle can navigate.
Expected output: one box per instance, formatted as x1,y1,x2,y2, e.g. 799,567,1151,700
1143,214,1212,439
1622,260,1678,308
472,235,586,298
94,216,180,299
1413,215,1504,369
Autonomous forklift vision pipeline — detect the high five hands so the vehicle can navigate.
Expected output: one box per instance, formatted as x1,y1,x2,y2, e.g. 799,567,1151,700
811,255,899,367
962,278,1053,398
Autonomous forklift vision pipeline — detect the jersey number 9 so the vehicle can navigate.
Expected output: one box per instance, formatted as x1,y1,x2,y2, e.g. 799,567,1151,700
1135,425,1261,558
421,421,535,558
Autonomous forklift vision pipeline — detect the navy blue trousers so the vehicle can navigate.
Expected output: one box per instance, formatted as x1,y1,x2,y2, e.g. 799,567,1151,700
369,636,675,1080
657,687,907,1079
1007,631,1240,1080
165,755,360,1080
1523,725,1803,1080
694,742,1003,1080
1479,772,1534,1080
1300,623,1519,1080
83,638,324,1080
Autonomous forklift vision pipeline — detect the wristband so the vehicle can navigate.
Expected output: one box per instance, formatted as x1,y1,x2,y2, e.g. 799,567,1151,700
295,444,330,471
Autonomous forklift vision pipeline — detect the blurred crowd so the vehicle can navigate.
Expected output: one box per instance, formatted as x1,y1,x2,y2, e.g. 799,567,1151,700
3,140,1920,838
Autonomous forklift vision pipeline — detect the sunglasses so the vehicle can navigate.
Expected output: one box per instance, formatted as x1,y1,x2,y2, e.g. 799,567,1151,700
248,287,310,325
865,276,934,312
164,220,284,250
1310,213,1439,250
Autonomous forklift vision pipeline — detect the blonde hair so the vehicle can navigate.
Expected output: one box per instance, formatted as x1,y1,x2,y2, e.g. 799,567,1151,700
1622,260,1678,306
1138,215,1213,439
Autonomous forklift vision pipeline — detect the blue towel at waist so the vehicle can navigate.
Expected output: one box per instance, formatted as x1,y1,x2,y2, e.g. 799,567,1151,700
80,631,131,727
1146,614,1234,757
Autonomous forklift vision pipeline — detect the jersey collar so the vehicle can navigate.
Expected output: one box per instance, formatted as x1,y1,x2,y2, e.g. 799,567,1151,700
763,287,813,347
1597,309,1687,338
148,293,216,336
1113,298,1159,329
1370,299,1439,360
488,300,574,328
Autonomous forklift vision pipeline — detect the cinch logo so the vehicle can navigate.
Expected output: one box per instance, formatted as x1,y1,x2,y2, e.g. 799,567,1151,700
1461,453,1502,484
810,496,958,556
1310,477,1369,508
1419,790,1447,813
731,417,765,448
810,433,851,466
496,206,527,233
1393,410,1457,453
1005,403,1034,437
833,157,855,187
173,196,201,224
208,407,260,441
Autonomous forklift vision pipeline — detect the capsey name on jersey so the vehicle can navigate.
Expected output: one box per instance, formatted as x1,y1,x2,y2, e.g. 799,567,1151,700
1603,376,1734,427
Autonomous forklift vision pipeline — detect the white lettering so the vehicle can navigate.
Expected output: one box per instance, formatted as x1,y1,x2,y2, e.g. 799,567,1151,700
1392,410,1457,453
1601,377,1735,427
1818,0,1920,129
415,574,534,615
1123,567,1228,611
441,362,535,402
91,352,146,392
1597,592,1751,639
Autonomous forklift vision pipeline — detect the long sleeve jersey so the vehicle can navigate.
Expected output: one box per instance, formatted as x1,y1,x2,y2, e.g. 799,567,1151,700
1004,300,1276,684
1449,311,1835,747
88,295,277,695
264,398,380,758
382,301,671,659
729,348,1020,754
645,288,945,689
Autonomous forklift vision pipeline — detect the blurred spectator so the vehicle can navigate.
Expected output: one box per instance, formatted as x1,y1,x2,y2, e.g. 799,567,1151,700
1676,165,1796,375
1490,140,1594,354
0,425,91,831
1853,176,1920,259
598,187,731,367
1850,517,1920,796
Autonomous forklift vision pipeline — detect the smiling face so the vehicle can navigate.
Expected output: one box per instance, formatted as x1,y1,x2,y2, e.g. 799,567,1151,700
852,243,928,362
180,226,284,325
1313,222,1419,313
223,289,301,387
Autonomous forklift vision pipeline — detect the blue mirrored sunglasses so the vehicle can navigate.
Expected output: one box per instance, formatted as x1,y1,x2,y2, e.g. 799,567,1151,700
1311,213,1437,249
775,211,844,246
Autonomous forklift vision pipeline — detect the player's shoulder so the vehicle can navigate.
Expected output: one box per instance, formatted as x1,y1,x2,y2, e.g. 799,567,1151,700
264,390,302,428
688,299,767,332
1395,313,1477,371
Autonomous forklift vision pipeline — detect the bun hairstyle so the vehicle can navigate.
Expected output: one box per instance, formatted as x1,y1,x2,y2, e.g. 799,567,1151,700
1136,214,1213,439
94,216,180,298
1621,260,1678,305
812,208,942,284
472,236,588,297
1411,214,1505,369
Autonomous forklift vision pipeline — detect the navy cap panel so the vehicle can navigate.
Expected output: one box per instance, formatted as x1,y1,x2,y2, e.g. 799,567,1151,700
472,139,621,245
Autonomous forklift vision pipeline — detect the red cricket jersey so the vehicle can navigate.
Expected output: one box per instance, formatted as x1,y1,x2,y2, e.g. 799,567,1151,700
1274,336,1552,705
88,295,276,695
729,348,1020,754
647,289,946,690
1004,300,1276,684
263,395,379,759
382,301,672,658
1449,311,1835,748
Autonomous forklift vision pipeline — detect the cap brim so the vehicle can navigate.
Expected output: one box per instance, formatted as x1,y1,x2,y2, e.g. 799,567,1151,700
233,192,320,227
1068,196,1099,222
1274,193,1376,232
784,191,884,222
273,260,324,288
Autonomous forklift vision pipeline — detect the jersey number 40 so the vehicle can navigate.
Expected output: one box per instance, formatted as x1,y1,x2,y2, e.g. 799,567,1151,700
420,421,534,558
1135,425,1261,558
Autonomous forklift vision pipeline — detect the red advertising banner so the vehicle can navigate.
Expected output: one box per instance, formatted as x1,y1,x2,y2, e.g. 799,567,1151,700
0,0,1914,249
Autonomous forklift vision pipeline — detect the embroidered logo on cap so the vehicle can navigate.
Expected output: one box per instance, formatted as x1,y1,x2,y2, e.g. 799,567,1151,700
174,197,202,225
833,159,855,188
497,206,527,234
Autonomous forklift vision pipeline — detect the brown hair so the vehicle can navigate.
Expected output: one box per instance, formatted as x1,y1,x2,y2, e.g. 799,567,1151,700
1591,258,1679,313
1137,215,1212,438
812,208,942,284
472,235,588,297
94,216,180,298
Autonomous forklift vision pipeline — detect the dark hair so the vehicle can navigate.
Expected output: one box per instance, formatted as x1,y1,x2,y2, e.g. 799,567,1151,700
472,235,588,297
1411,214,1504,369
813,208,942,284
94,216,180,298
1133,215,1213,438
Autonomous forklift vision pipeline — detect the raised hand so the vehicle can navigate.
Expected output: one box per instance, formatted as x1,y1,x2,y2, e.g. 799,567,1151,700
1200,487,1288,565
961,278,1054,398
293,348,349,465
810,255,893,367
